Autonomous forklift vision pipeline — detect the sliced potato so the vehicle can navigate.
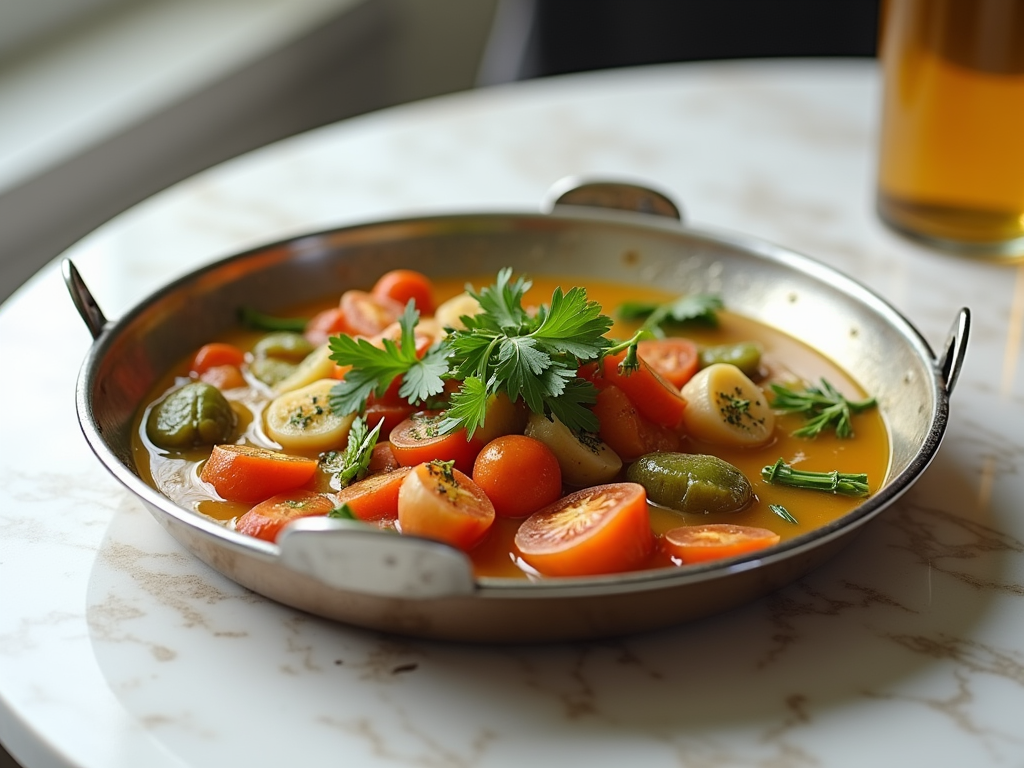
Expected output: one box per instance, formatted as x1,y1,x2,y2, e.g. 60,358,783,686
524,412,621,487
273,344,337,395
434,292,482,331
264,379,354,452
680,363,775,447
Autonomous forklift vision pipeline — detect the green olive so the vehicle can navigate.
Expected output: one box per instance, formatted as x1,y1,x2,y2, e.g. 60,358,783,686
698,342,763,377
146,382,236,449
626,452,752,515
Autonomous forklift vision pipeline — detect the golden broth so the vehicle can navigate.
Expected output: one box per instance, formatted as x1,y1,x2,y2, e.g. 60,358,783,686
132,274,890,579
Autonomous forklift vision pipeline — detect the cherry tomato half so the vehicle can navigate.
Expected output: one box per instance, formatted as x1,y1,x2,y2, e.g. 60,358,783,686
398,461,495,550
334,466,412,522
338,290,404,338
389,412,484,474
637,338,700,388
514,482,653,577
592,383,682,462
601,350,688,430
662,524,781,564
371,269,436,315
235,489,335,543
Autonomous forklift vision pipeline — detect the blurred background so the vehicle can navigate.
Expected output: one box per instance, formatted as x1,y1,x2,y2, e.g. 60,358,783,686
0,0,878,308
0,0,876,761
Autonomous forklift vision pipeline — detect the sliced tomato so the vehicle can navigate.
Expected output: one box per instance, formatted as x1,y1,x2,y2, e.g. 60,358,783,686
637,338,700,388
600,350,688,430
305,307,348,346
592,383,682,461
513,482,653,576
389,412,484,474
371,269,436,315
398,461,495,550
338,290,404,338
334,466,412,522
191,343,246,374
662,524,781,564
472,435,562,518
235,489,335,543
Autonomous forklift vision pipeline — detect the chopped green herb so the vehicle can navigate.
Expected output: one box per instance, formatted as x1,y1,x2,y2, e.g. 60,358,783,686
328,301,450,416
616,294,723,337
769,378,877,439
769,503,799,525
238,306,308,333
318,415,382,487
327,504,358,520
761,458,870,497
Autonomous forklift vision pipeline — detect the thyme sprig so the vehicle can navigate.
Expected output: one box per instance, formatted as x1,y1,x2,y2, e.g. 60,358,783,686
769,378,876,438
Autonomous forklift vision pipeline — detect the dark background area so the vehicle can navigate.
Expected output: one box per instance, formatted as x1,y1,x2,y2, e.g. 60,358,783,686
521,0,880,78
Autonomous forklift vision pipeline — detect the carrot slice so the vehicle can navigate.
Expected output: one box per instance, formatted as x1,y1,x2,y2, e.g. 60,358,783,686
200,444,317,503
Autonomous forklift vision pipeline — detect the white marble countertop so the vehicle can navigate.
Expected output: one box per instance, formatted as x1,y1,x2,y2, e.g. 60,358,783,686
2,59,1023,768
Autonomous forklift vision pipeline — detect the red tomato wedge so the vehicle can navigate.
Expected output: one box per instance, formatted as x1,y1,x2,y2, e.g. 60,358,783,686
472,435,562,518
371,269,436,315
338,290,404,338
200,444,318,503
398,461,495,550
637,338,700,388
514,483,653,577
191,342,246,374
235,490,335,543
334,466,412,522
601,350,688,430
592,383,682,461
305,306,348,346
389,413,484,474
662,524,781,564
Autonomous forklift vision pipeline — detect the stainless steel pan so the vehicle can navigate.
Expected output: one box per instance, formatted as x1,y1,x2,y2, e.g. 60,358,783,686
67,179,969,642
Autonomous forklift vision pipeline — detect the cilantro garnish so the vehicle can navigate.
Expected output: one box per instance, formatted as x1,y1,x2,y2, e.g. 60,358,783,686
326,268,634,439
327,301,450,416
616,294,723,338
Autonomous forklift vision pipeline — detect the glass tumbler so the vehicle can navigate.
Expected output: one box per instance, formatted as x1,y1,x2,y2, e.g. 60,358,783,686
876,0,1024,257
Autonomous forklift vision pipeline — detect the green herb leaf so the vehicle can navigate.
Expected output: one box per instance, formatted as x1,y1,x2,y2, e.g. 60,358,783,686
769,378,877,439
769,503,799,525
327,504,358,520
319,415,382,487
238,306,308,333
616,294,722,337
327,301,448,416
761,458,870,497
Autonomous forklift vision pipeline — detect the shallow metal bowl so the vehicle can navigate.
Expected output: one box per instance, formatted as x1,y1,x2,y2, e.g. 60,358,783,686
68,179,968,642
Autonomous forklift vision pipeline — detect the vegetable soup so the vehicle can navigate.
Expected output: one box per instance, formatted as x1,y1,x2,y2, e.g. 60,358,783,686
132,270,890,580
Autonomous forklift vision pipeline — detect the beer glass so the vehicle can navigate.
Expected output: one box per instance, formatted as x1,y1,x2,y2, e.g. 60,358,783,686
876,0,1024,257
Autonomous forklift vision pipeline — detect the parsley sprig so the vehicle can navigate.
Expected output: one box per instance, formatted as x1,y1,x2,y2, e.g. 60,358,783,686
318,415,382,487
769,378,877,439
616,294,722,338
440,269,615,436
327,302,450,416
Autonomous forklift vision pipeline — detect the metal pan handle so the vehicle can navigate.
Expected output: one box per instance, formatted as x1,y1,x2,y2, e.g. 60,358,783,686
62,259,108,340
937,307,970,397
543,176,684,222
277,518,476,599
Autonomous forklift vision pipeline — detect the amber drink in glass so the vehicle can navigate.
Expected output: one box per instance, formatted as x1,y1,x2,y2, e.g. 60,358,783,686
876,0,1024,257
